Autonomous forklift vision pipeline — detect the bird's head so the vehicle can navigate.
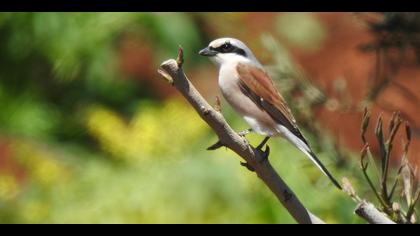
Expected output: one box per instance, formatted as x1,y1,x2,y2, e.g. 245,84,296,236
199,37,258,66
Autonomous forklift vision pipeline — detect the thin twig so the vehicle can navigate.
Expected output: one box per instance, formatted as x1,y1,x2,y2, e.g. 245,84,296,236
343,177,397,224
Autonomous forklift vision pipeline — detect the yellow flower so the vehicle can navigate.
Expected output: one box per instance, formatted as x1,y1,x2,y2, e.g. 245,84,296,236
85,99,208,162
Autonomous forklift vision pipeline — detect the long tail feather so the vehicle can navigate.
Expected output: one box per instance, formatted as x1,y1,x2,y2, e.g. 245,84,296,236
276,125,342,189
303,150,342,190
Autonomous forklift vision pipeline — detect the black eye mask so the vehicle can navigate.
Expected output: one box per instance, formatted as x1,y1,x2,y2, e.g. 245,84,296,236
211,42,247,57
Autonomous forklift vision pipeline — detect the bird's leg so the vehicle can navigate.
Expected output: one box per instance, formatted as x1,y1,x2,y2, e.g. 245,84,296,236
256,136,270,150
238,128,253,137
255,136,270,162
240,136,271,171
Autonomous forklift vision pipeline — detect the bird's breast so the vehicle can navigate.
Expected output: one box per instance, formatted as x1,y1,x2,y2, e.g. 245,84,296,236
218,65,279,136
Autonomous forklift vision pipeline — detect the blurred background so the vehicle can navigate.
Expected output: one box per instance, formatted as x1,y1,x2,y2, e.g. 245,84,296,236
0,12,418,223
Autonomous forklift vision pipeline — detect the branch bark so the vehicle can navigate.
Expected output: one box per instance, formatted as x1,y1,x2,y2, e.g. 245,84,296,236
342,177,397,224
157,48,325,224
355,202,396,224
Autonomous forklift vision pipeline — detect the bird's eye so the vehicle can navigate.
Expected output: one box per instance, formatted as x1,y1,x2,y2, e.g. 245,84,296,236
221,43,232,52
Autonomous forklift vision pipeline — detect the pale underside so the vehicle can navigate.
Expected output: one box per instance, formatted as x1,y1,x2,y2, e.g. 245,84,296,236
218,62,333,180
209,42,341,189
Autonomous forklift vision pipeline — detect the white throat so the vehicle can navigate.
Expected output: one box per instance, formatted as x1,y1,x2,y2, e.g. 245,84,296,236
210,53,261,69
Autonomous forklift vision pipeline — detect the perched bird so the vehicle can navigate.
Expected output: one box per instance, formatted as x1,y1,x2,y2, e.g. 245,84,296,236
199,37,342,189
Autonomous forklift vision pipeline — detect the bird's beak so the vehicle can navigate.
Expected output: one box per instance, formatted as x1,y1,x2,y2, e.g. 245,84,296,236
199,47,217,57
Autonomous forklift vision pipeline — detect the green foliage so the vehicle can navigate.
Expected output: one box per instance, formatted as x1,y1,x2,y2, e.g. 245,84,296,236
0,13,373,223
274,13,327,51
357,110,419,223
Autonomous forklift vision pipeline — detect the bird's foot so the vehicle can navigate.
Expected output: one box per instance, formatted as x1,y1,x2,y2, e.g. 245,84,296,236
241,143,270,172
255,136,271,163
256,145,270,163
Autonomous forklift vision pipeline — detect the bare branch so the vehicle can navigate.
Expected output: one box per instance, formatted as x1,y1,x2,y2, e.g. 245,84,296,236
157,47,325,224
343,177,397,224
355,202,396,224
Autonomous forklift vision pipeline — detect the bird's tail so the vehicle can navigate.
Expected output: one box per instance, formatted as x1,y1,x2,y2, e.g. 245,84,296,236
302,149,342,190
276,125,342,189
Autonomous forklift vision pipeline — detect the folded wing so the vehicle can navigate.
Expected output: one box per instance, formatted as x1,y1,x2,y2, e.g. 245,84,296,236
236,62,342,189
236,62,308,145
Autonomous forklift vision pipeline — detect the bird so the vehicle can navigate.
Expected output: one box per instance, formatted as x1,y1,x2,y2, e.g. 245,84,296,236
199,37,342,190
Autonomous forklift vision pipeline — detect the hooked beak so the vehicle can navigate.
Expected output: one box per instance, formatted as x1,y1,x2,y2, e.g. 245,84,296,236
199,47,217,57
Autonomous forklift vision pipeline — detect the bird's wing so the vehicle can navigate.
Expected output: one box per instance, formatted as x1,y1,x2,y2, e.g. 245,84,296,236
237,62,342,189
236,62,309,145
